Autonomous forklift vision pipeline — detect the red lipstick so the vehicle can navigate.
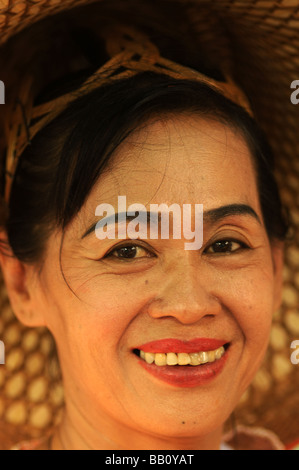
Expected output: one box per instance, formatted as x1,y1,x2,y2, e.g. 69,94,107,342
135,338,229,388
136,338,227,353
138,356,228,388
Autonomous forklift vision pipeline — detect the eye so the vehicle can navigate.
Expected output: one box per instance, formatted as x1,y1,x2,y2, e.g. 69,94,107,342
205,239,249,255
104,243,154,260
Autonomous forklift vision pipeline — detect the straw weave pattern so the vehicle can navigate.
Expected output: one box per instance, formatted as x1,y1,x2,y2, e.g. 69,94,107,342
0,0,298,449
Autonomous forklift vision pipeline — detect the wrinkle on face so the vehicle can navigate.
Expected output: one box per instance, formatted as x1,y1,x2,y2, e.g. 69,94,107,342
28,113,283,449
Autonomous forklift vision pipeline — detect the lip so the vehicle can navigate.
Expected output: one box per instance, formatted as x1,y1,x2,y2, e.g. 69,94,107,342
134,338,229,388
135,337,227,353
137,352,228,388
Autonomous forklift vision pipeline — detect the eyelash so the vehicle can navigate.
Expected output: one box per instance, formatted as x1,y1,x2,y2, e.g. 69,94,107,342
104,238,250,261
205,239,249,255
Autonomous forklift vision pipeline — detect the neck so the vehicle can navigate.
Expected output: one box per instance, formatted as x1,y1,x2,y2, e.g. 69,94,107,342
50,403,224,450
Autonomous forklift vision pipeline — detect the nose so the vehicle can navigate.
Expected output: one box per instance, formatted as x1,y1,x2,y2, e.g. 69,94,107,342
146,254,222,325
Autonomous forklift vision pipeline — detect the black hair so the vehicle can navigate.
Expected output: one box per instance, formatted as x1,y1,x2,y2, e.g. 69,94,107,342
2,71,289,265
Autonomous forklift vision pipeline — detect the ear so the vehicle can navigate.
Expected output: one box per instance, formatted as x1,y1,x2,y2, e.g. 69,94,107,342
270,240,285,312
0,230,46,327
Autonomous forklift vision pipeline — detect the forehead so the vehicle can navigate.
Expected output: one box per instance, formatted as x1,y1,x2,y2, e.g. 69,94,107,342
87,114,260,211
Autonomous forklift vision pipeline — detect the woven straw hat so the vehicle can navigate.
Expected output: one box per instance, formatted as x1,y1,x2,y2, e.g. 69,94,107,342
0,0,299,450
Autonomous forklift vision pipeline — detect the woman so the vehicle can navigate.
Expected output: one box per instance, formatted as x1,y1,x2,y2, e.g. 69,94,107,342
0,0,296,450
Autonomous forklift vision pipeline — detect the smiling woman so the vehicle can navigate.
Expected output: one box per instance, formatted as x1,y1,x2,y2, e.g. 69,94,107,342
0,0,296,451
6,108,286,450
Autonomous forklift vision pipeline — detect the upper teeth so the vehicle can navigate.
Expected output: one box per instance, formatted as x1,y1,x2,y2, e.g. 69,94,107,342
139,346,225,366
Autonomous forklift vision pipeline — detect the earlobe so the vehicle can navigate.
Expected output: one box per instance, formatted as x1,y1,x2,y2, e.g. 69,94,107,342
0,231,46,327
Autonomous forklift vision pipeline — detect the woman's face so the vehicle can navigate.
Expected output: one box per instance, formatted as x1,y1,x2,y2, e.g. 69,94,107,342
30,114,283,448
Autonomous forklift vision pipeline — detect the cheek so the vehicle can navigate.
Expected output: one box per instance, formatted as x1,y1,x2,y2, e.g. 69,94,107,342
219,265,275,347
48,275,149,362
213,262,276,395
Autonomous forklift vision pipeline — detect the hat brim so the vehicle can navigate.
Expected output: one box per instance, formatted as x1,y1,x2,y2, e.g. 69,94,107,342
0,0,299,449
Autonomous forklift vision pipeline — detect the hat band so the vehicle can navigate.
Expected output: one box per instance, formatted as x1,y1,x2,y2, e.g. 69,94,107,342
4,24,253,204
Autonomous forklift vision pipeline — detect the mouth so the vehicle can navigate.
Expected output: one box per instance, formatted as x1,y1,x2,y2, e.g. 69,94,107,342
135,344,227,366
132,339,230,388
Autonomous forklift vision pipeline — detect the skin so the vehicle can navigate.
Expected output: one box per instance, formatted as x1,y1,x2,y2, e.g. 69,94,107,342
0,114,284,450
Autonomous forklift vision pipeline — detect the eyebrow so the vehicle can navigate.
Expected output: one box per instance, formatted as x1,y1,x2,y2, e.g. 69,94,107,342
82,211,161,239
204,203,262,225
81,203,261,239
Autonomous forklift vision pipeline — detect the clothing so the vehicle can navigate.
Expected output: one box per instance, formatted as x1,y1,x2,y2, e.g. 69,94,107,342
11,426,296,450
222,425,286,451
11,436,51,450
11,438,48,450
